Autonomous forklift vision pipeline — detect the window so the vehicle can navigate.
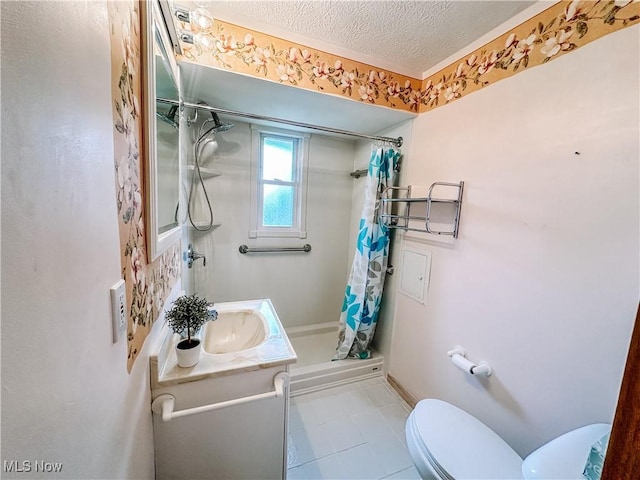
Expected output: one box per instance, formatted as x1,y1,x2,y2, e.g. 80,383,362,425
250,126,309,238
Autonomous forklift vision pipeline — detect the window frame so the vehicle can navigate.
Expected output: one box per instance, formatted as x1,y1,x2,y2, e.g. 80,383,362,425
250,125,309,238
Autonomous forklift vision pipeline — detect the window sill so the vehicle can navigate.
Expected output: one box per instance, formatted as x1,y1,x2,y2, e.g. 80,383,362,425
249,229,307,239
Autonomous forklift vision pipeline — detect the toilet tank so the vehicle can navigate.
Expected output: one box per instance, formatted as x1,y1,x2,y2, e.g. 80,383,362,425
521,423,610,480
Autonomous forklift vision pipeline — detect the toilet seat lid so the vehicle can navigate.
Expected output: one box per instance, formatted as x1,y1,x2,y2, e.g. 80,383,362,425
412,399,523,479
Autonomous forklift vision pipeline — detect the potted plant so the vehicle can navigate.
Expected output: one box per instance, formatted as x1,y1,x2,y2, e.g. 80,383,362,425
165,293,212,368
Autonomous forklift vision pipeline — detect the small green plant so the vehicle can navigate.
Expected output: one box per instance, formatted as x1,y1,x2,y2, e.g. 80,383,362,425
165,294,210,346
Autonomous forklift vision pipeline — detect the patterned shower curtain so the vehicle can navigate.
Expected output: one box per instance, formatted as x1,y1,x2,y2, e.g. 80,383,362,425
334,147,400,360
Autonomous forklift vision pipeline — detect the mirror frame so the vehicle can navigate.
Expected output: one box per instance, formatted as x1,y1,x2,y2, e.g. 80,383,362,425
142,0,182,261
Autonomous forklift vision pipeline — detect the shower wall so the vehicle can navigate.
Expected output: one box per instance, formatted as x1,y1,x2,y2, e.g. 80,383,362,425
191,120,357,329
157,120,180,229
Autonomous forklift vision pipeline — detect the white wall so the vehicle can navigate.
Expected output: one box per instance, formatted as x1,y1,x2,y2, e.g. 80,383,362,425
1,2,161,478
388,26,639,456
190,120,356,328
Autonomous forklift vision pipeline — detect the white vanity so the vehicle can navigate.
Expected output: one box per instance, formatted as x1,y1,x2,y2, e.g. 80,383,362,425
150,299,297,479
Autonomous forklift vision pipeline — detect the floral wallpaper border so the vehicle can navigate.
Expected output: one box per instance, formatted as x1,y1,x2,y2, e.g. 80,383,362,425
177,8,422,111
108,1,180,372
179,0,639,114
420,0,640,112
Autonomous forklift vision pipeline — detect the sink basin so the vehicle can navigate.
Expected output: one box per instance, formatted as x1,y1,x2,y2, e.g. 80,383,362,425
202,308,268,354
150,298,297,388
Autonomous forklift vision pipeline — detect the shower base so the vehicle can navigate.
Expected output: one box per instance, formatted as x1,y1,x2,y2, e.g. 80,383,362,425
286,322,383,396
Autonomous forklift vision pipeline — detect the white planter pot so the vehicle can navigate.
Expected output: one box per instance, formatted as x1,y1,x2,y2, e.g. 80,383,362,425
175,338,201,368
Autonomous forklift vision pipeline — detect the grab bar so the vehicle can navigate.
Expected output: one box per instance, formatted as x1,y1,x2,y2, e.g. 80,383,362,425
238,244,311,254
151,371,290,422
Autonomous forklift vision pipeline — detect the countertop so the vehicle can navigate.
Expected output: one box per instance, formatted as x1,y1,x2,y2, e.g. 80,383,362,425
150,298,297,389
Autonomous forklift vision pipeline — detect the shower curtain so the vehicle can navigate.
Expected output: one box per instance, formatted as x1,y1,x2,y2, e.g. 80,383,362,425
334,146,400,360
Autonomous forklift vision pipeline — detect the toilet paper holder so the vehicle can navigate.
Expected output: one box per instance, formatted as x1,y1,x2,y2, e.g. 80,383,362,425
447,346,493,377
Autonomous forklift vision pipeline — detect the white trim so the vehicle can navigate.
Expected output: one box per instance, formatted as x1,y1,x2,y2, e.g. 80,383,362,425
249,125,309,239
143,0,182,260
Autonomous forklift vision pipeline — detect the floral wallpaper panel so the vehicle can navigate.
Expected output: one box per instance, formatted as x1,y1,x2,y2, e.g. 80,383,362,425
178,1,639,114
107,0,180,372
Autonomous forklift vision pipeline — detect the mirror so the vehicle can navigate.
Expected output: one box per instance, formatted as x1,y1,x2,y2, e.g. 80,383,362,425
143,0,181,260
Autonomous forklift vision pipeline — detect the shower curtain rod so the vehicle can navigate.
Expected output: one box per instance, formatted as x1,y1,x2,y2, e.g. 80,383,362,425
350,168,368,178
157,98,403,148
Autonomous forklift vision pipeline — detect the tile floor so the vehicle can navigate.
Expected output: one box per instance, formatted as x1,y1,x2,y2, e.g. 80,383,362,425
287,377,421,480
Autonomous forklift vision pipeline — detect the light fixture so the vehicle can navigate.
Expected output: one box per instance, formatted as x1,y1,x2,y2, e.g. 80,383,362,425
194,32,216,52
190,8,215,33
174,6,216,52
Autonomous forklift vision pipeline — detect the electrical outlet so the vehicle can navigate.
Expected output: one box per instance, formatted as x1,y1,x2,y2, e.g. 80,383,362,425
110,280,127,343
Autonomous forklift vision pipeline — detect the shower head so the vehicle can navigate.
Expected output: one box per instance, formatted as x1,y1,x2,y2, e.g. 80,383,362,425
156,105,179,130
210,111,234,133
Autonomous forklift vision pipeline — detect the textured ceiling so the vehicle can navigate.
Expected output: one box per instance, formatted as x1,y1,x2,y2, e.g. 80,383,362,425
183,1,537,77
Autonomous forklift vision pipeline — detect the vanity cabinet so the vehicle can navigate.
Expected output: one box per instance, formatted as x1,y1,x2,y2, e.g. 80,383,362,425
150,299,297,479
152,366,290,479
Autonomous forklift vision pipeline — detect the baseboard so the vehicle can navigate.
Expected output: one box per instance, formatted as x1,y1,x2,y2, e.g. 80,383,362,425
387,373,418,408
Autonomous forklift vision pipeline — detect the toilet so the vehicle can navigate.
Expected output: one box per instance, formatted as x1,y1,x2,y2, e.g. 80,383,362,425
406,399,610,480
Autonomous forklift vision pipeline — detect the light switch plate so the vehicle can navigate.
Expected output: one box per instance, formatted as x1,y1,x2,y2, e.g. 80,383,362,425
110,280,127,343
